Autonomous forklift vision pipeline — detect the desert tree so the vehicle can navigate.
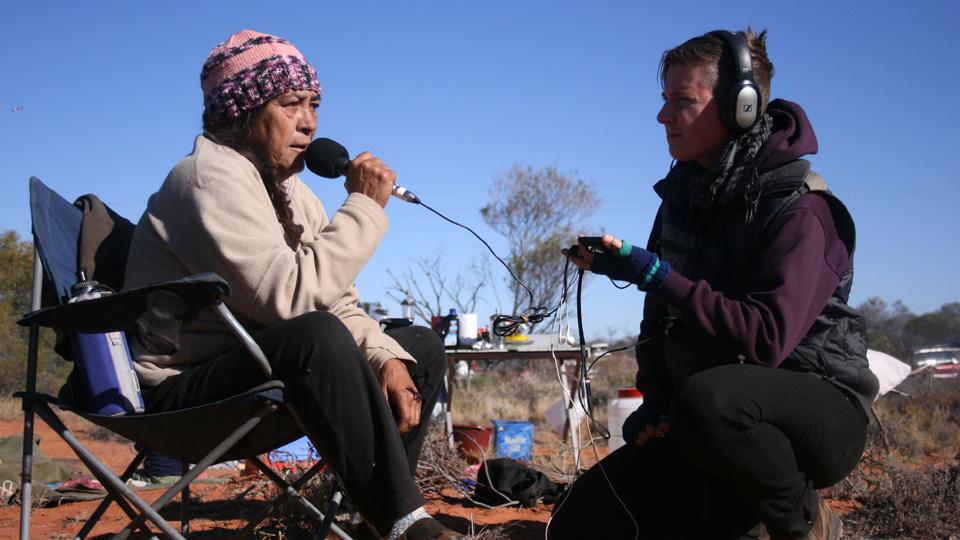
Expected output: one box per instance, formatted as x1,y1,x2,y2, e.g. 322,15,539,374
859,297,914,360
480,164,600,331
386,251,489,326
903,302,960,349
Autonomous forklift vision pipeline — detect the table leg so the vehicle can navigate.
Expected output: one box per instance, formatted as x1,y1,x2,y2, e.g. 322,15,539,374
561,359,583,472
444,363,454,449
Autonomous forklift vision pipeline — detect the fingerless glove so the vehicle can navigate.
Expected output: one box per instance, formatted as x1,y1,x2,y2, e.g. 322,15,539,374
590,242,671,292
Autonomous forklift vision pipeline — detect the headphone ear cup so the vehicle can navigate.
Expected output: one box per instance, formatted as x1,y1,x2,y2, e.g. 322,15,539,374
720,82,760,133
708,30,762,133
733,82,760,131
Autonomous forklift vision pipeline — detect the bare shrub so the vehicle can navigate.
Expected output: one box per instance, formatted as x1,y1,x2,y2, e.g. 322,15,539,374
252,459,344,539
452,363,561,425
839,456,960,539
453,351,636,426
824,383,960,538
873,383,960,461
416,420,470,496
0,393,23,421
465,524,511,539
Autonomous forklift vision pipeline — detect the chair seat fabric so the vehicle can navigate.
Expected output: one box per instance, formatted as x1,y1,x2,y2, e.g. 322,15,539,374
20,381,302,464
84,381,302,463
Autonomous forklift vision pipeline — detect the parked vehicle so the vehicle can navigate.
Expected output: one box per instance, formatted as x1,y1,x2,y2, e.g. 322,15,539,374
912,347,960,378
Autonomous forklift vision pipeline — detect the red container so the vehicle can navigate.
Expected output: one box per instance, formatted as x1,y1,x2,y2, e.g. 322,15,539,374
452,424,492,463
431,315,449,338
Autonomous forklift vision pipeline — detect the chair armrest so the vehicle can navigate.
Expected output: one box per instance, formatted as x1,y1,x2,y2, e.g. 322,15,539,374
18,272,230,332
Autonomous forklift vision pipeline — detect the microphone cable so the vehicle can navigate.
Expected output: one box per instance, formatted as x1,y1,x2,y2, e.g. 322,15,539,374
307,136,561,334
417,200,558,336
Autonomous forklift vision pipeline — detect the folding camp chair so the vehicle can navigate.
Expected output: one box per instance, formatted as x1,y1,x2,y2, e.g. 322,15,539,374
17,177,353,539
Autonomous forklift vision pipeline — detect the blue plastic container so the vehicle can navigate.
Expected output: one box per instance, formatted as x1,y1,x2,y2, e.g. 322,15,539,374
68,280,143,416
492,420,534,461
71,331,143,416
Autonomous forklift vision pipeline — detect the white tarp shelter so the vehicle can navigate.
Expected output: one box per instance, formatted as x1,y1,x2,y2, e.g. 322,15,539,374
866,348,912,398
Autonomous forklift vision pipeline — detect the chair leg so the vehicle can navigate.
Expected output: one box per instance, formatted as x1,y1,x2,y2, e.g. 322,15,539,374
20,322,41,540
75,449,149,540
117,404,275,539
19,401,36,540
315,490,343,540
32,403,186,540
181,461,190,536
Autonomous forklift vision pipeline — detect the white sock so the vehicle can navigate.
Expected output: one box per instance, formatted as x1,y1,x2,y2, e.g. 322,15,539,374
386,506,430,540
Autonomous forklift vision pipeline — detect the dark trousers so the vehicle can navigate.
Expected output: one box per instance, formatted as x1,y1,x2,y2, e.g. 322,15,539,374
549,364,868,540
142,312,446,535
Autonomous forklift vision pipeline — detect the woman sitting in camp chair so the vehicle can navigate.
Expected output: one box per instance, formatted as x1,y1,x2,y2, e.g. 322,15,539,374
123,29,460,540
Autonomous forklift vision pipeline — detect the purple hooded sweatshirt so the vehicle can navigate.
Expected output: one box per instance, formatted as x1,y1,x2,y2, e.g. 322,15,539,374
636,100,851,406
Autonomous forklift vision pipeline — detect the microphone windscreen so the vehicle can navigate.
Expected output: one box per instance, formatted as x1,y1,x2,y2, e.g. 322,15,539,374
305,138,350,178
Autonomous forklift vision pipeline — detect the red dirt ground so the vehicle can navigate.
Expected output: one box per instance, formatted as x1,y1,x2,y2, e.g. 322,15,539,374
0,413,865,539
0,414,554,539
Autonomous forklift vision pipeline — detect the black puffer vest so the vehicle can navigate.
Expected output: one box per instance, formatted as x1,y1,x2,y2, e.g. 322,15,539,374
654,159,879,416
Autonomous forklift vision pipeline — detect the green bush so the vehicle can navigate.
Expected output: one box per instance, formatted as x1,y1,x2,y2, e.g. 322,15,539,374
0,231,70,396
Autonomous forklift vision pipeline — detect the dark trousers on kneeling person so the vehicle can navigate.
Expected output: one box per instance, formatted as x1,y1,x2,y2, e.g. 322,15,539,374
142,311,446,537
548,364,868,540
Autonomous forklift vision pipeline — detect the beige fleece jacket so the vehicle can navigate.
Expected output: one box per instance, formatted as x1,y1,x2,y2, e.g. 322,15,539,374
123,134,413,386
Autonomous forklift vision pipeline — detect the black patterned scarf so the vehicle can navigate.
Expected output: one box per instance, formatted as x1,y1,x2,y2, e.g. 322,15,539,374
657,114,773,273
671,113,773,221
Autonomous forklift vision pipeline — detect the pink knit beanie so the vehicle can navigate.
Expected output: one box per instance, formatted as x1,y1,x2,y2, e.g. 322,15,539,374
200,29,321,128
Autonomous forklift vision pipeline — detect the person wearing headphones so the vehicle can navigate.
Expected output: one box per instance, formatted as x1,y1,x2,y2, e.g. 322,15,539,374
552,29,877,539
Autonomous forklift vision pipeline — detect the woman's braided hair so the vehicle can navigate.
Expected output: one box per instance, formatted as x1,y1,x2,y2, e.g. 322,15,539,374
203,109,305,246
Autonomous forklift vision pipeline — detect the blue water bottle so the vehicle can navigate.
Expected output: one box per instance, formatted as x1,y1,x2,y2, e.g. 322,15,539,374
444,309,459,349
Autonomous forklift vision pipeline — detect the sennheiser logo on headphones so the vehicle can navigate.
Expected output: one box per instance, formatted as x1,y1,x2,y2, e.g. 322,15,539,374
743,105,753,112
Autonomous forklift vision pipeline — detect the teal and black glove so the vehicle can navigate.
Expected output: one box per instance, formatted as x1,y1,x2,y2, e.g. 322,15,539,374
590,242,671,292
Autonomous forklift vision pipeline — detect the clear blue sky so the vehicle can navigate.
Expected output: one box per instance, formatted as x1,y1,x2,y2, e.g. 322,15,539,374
2,1,957,341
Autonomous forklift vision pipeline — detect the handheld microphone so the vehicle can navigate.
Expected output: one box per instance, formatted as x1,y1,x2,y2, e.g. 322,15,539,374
304,138,421,204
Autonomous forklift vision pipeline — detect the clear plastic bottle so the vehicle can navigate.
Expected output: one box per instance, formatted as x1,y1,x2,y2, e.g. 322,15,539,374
401,294,415,321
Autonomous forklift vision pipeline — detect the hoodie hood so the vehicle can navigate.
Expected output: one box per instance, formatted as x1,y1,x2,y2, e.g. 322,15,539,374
756,99,819,172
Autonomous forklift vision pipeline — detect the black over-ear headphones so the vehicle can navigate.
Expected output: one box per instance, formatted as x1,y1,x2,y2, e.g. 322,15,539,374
708,30,762,133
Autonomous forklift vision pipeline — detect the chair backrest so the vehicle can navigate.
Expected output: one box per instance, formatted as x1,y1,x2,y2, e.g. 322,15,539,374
29,177,83,305
28,177,145,415
29,177,135,306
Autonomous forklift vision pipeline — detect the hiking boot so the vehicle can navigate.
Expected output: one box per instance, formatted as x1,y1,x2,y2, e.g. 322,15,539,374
740,494,841,540
800,494,843,540
399,517,465,540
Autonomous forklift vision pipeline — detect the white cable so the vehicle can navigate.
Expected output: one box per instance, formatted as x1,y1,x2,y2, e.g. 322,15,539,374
545,288,642,540
553,273,575,346
544,378,639,540
584,413,639,540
